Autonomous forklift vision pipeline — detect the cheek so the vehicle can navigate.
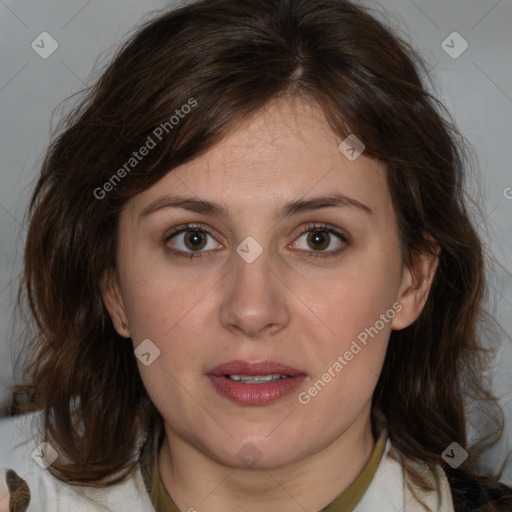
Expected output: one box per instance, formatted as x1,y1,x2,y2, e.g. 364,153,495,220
320,250,402,340
300,245,401,403
120,258,206,340
303,283,394,420
126,279,206,413
121,271,214,396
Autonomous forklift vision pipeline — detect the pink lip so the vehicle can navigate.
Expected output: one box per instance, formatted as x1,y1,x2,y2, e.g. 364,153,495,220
207,360,307,405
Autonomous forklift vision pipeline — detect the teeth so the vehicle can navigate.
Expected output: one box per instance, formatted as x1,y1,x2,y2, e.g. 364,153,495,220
228,374,288,383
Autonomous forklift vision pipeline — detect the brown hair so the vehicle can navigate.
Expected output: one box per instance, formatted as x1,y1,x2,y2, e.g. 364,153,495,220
8,0,511,508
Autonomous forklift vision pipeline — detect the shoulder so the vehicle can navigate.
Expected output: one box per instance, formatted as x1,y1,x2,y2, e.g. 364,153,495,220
364,438,512,512
0,412,154,512
445,466,512,512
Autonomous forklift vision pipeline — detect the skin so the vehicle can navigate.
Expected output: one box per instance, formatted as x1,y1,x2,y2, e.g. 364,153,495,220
102,96,438,512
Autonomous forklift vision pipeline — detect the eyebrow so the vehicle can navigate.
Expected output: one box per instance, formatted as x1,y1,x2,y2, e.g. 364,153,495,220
139,193,373,221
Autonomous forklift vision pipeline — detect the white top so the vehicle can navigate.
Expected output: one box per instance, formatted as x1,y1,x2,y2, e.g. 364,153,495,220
0,412,454,512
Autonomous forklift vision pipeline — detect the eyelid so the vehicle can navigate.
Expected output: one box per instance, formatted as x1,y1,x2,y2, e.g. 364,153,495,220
295,222,350,243
164,222,217,241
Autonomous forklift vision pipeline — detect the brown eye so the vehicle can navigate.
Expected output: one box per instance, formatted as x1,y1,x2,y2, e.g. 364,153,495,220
291,224,349,258
183,230,208,251
164,225,221,259
306,230,330,251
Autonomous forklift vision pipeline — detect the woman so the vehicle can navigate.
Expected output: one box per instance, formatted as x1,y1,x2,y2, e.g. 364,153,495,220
1,0,511,510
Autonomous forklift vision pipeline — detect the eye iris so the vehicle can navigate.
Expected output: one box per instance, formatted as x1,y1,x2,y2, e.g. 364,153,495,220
184,230,207,250
307,230,329,250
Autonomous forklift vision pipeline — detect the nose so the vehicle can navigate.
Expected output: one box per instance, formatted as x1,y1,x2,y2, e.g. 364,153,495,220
218,247,290,338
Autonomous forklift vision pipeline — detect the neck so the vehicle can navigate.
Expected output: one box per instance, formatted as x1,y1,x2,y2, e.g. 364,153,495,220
158,406,376,512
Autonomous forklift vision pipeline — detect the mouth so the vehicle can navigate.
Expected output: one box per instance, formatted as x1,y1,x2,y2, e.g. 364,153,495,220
207,360,307,405
225,374,290,383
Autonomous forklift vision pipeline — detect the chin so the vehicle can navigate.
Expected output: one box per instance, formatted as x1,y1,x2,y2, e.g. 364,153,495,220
206,435,301,470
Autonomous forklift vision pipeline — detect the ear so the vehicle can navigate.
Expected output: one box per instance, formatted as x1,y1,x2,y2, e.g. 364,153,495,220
391,239,439,330
100,267,131,338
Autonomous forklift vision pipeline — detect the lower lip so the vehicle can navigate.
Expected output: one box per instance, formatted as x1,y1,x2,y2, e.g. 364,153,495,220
207,375,306,405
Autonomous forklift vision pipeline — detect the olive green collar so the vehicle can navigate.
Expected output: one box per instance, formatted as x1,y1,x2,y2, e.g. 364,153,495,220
139,420,387,512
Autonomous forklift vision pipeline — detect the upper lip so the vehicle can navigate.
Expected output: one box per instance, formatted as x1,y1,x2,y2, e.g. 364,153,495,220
207,360,305,377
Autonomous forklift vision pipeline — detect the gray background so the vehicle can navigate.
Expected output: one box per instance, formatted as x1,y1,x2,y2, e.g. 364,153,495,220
1,0,511,476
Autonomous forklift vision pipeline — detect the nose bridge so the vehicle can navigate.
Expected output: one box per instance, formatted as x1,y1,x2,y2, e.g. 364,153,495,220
234,242,272,295
219,238,289,337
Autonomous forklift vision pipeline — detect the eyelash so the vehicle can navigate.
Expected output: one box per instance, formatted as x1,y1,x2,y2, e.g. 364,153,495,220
163,222,349,260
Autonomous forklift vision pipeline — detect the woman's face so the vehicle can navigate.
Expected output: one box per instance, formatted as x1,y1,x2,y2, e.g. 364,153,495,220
104,97,431,470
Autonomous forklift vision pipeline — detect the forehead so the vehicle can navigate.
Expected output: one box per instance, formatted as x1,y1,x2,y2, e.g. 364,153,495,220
127,97,392,222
